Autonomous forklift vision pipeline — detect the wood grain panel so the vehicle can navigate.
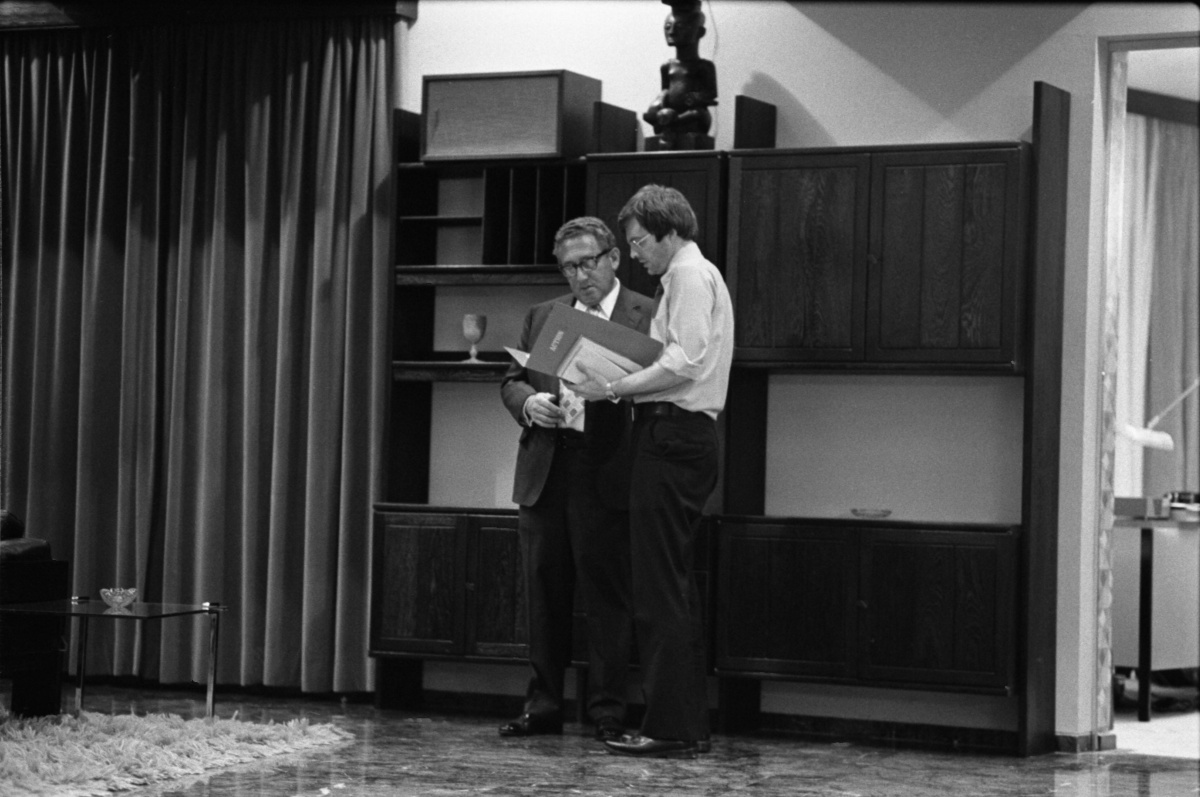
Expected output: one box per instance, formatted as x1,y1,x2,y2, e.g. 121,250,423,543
859,526,1015,688
733,168,779,347
867,146,1025,366
878,165,925,349
919,164,964,349
375,516,462,654
959,163,1006,349
864,541,955,671
953,545,998,672
717,522,858,677
728,153,867,361
793,166,859,350
469,517,527,657
811,164,859,348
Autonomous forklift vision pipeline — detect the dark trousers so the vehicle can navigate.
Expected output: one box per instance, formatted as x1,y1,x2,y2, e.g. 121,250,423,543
519,440,634,722
629,411,717,742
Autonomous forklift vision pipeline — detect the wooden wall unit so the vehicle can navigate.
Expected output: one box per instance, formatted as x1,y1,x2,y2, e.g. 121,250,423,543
372,506,525,660
711,141,1033,750
371,504,714,708
858,524,1017,690
727,143,1029,371
868,147,1028,366
716,518,1017,693
726,152,870,362
716,520,859,679
373,132,1049,752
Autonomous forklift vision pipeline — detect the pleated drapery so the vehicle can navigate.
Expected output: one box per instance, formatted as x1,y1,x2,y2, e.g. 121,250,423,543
1,17,393,693
1113,111,1199,498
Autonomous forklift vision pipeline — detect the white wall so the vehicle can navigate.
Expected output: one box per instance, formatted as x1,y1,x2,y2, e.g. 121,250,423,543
398,0,1200,737
765,375,1024,523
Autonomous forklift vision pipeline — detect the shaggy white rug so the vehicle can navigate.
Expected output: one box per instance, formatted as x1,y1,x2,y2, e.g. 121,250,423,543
0,707,353,796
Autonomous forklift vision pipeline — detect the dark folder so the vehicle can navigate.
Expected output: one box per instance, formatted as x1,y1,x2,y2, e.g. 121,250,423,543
524,302,662,381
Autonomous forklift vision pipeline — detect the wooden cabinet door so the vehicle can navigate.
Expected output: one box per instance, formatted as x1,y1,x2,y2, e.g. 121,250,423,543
727,153,870,362
371,510,467,655
586,152,726,299
715,520,859,678
859,526,1017,689
466,514,528,658
867,147,1027,366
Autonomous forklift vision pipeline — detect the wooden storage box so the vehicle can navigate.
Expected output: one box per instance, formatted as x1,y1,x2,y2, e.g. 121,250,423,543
422,70,601,161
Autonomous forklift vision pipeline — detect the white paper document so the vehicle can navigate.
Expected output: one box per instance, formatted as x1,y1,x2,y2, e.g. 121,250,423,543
558,335,642,385
504,347,530,367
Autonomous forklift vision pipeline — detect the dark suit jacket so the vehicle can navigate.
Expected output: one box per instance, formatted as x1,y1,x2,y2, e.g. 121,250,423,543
501,287,655,509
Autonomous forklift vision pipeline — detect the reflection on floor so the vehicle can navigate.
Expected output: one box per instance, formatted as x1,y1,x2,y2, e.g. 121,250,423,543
1113,672,1200,760
8,684,1193,797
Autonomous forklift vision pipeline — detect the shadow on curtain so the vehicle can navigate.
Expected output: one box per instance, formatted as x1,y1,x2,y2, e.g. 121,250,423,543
1,16,393,693
1114,112,1199,497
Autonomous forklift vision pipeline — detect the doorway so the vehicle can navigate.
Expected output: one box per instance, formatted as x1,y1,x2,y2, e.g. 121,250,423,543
1097,34,1199,752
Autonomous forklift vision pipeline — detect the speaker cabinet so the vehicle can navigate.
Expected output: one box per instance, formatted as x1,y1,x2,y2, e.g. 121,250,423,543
422,70,601,161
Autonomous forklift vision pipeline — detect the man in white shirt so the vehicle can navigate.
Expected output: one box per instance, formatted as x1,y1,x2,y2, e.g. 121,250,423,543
499,217,655,743
574,185,734,759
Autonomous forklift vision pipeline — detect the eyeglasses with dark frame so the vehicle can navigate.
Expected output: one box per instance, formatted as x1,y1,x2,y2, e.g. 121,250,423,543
559,248,612,278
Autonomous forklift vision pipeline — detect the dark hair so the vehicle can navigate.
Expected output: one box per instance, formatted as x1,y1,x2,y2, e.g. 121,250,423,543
553,216,617,255
617,184,698,243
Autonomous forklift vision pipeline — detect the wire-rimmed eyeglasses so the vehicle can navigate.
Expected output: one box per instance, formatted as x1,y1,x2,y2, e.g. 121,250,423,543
628,232,654,251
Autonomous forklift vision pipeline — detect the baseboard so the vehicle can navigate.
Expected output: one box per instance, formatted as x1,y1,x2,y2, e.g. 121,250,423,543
755,711,1020,754
1056,732,1117,753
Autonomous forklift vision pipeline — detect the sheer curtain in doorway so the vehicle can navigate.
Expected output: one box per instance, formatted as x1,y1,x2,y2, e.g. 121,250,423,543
1114,112,1199,497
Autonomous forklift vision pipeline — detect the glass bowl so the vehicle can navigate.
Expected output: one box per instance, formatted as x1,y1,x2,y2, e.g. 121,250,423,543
850,508,892,519
100,587,138,611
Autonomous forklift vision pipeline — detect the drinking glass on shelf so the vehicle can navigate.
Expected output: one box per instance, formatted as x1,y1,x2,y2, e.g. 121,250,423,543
463,314,487,363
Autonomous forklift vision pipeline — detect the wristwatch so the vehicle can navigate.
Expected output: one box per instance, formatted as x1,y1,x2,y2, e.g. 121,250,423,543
604,381,619,403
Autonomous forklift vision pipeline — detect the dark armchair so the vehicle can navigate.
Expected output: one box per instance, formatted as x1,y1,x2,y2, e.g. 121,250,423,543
0,509,69,716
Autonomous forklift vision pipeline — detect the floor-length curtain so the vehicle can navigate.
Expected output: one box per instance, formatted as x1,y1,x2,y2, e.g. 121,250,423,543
1114,111,1199,497
1,16,393,692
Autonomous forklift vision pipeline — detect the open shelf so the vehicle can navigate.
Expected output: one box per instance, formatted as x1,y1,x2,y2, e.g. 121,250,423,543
395,160,585,268
392,359,509,382
395,264,564,286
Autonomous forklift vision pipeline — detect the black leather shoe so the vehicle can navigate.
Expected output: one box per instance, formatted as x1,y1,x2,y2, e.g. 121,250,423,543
593,716,625,742
498,713,563,737
604,734,699,759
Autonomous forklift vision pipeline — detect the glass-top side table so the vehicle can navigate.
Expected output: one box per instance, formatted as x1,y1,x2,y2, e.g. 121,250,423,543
0,597,225,718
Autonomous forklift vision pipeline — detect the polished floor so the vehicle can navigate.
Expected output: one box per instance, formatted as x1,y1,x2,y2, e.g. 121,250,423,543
8,683,1193,797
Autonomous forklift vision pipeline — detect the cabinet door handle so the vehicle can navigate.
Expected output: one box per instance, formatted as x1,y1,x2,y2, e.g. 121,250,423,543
857,599,868,609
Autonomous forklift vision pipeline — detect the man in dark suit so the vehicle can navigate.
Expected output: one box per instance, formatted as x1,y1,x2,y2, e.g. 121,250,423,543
499,217,655,743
